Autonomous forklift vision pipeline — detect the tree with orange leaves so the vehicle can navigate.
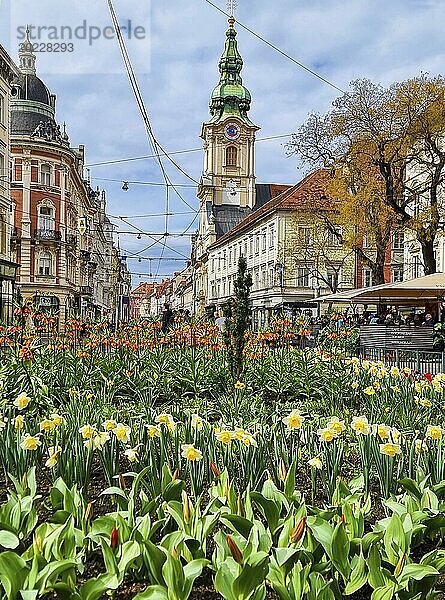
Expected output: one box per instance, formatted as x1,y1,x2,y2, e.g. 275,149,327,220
288,75,445,277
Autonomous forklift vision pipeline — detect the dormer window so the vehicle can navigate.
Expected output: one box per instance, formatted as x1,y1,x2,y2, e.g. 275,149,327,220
41,163,52,186
226,145,237,167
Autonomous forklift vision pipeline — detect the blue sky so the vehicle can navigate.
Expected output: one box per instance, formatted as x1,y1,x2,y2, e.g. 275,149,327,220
1,0,445,285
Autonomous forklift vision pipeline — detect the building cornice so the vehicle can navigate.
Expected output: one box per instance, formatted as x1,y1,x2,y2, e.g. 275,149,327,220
0,45,19,85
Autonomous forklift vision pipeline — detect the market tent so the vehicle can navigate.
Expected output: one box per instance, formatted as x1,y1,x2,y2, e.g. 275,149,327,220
318,273,445,305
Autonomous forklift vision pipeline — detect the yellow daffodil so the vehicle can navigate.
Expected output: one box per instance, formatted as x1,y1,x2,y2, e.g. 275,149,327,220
14,393,31,410
369,365,378,375
426,425,443,441
351,381,359,390
14,415,25,430
51,413,64,427
79,424,95,440
363,386,375,396
391,386,400,393
191,414,203,430
240,433,258,447
113,423,131,443
379,442,402,457
39,418,55,433
102,419,117,431
45,446,61,468
234,381,246,390
308,457,322,469
146,424,161,438
216,430,233,444
372,381,381,390
20,434,41,451
390,366,400,378
402,367,411,376
155,413,175,432
415,439,427,453
419,398,432,408
181,443,203,461
124,446,140,463
374,424,391,440
327,417,345,435
282,410,305,430
351,416,370,435
317,427,335,442
233,428,246,441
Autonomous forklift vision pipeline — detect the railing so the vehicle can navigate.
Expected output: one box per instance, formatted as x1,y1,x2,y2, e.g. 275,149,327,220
66,235,77,246
359,346,445,374
34,229,61,241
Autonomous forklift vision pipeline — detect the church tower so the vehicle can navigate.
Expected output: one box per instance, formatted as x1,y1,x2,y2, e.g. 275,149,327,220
198,14,259,213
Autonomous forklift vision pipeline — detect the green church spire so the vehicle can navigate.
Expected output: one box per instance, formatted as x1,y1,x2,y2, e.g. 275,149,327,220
209,16,254,125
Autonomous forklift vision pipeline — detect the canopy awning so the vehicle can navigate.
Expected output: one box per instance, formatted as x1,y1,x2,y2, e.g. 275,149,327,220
318,273,445,305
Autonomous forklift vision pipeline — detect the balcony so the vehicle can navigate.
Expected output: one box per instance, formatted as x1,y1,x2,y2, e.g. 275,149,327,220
67,234,77,246
11,227,20,243
34,229,61,242
79,285,93,296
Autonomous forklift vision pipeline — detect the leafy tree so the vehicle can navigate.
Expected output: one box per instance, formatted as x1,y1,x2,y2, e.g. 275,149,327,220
288,75,445,275
223,256,252,379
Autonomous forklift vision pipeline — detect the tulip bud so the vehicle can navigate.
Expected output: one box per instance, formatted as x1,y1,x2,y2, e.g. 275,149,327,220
340,513,346,525
226,535,243,564
34,534,43,554
172,468,179,481
278,459,287,482
84,502,93,522
118,473,126,491
171,546,178,559
289,517,306,544
110,527,119,549
209,461,220,478
394,552,407,578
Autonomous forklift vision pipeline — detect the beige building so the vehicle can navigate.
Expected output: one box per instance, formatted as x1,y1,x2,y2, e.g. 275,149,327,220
0,45,19,322
207,170,357,326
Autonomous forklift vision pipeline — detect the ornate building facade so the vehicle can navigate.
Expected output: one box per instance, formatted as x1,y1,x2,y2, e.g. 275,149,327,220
0,44,19,322
9,34,124,323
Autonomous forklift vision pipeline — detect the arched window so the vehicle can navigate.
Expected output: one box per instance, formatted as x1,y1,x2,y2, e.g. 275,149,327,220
40,163,52,186
38,205,55,232
226,145,237,167
39,251,52,276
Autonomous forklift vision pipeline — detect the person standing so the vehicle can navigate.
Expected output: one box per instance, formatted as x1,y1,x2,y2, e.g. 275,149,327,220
161,303,174,333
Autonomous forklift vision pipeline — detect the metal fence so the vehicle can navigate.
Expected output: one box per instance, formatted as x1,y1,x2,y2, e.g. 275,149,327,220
360,346,445,373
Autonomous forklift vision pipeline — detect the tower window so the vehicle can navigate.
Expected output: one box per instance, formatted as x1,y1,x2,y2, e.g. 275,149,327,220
226,145,237,167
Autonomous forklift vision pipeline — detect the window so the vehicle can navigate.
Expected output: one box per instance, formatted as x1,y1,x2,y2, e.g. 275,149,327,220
261,229,267,251
392,268,403,282
249,237,253,256
229,248,232,266
0,95,4,125
226,145,237,167
38,206,55,231
326,267,338,290
392,230,404,250
412,256,422,279
269,266,275,286
269,224,275,248
0,154,4,188
40,163,52,186
31,160,39,183
297,267,310,288
363,268,372,288
362,235,371,249
39,252,52,276
255,235,260,254
297,227,312,246
14,158,23,181
325,226,342,246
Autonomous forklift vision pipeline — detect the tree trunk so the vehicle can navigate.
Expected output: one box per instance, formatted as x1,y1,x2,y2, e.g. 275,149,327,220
421,239,436,275
372,256,386,285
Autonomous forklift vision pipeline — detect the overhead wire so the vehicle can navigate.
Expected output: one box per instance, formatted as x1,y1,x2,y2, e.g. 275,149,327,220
203,0,345,94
